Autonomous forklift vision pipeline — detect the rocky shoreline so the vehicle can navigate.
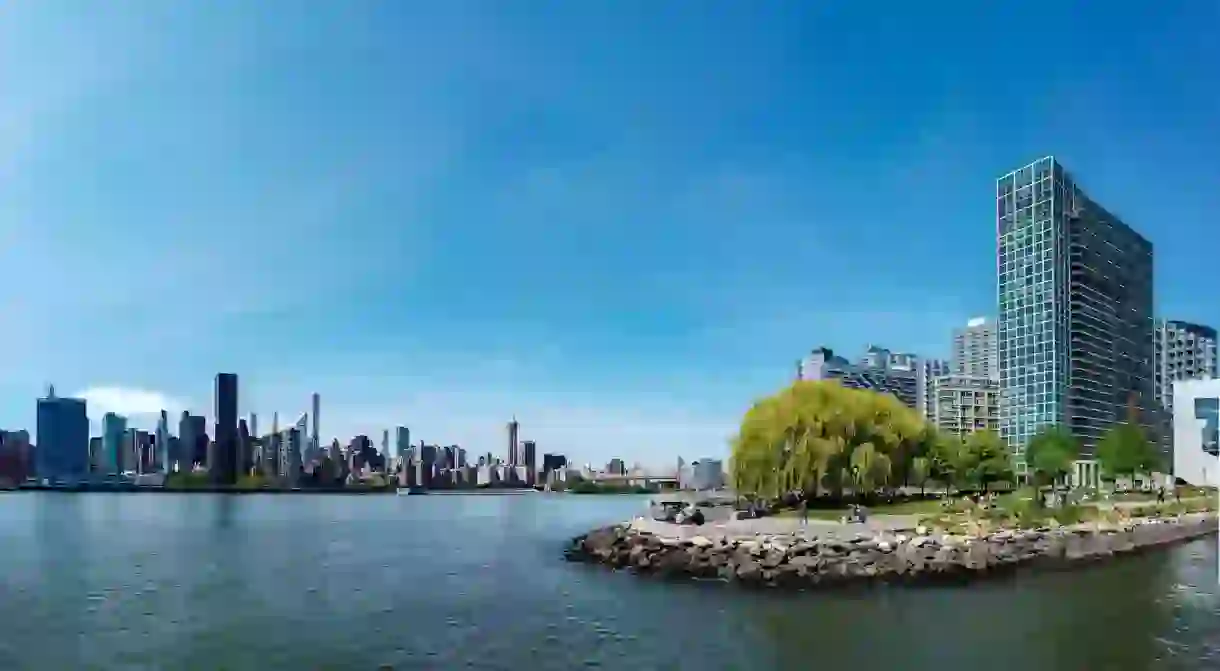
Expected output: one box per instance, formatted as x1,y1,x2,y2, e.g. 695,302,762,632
563,512,1218,588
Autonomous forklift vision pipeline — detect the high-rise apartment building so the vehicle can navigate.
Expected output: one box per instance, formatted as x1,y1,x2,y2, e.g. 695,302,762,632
952,317,999,381
1154,320,1218,413
211,373,239,485
35,385,89,483
932,374,1001,437
798,346,941,415
997,156,1154,486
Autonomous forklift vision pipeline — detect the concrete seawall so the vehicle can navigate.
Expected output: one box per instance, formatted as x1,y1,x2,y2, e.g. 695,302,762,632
563,512,1218,588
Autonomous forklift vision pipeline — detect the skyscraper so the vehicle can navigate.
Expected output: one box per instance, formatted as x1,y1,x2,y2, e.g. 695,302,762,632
35,385,90,483
395,426,411,462
155,409,169,473
522,440,537,486
507,416,520,466
1154,320,1218,413
952,317,999,381
311,393,321,452
178,411,207,470
102,412,128,475
211,372,239,485
997,156,1154,486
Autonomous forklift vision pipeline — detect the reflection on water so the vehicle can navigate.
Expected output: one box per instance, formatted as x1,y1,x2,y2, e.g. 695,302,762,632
0,492,1215,670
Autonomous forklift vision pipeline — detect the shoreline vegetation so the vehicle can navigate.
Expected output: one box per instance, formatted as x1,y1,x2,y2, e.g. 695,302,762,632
565,378,1218,588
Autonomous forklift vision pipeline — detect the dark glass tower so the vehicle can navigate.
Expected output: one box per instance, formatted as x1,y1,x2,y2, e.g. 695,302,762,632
211,373,239,485
35,386,90,483
997,156,1154,486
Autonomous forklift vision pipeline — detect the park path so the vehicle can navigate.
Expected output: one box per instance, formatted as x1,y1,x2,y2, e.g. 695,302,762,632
629,514,923,542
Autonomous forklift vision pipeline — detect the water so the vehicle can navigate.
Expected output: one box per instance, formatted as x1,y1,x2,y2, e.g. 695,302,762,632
0,492,1216,670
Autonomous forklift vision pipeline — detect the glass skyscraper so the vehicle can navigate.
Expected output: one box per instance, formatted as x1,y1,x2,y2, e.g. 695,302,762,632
997,157,1154,486
35,386,90,483
211,372,239,485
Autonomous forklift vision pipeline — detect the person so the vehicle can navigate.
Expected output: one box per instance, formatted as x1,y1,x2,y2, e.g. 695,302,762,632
1157,487,1165,504
798,497,809,527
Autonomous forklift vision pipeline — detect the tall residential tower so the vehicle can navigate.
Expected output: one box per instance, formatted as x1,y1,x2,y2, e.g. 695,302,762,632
1154,320,1217,413
997,156,1154,486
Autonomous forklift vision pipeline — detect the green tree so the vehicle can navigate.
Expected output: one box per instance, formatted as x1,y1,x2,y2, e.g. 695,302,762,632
730,380,926,502
909,456,930,496
929,431,966,494
1097,422,1158,488
962,429,1012,494
1024,425,1079,495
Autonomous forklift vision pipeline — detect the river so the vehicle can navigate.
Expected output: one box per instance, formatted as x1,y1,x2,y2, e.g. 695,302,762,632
0,492,1216,670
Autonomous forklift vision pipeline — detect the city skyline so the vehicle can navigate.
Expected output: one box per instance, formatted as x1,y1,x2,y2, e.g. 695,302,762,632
0,3,1215,468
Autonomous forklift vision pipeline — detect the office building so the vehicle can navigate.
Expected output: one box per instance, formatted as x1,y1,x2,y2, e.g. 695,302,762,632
606,458,626,476
689,458,725,491
997,156,1154,486
211,373,239,485
952,317,999,381
1171,378,1218,487
0,429,32,484
1154,320,1218,413
521,440,537,485
178,411,207,470
237,419,252,476
88,436,103,472
395,426,411,462
35,385,89,483
155,410,169,473
932,374,1000,437
507,417,520,466
102,412,128,475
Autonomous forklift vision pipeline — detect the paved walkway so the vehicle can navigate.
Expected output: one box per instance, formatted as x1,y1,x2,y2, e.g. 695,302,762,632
629,514,923,541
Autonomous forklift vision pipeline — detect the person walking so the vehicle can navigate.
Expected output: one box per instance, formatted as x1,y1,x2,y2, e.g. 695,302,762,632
798,497,809,528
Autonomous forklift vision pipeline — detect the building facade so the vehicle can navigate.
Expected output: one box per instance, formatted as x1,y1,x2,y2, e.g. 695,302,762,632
931,374,1000,438
952,317,999,380
35,386,90,483
997,156,1154,486
797,346,927,412
102,412,128,475
1154,320,1218,413
1171,378,1219,487
211,373,239,485
178,412,207,470
507,417,520,466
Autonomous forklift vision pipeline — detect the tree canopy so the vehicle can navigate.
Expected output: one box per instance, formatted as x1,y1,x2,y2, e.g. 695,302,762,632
1096,421,1161,483
1025,425,1079,488
730,380,930,500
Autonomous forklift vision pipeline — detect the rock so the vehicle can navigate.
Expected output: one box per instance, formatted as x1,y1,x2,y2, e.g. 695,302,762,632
564,513,1219,589
735,559,763,581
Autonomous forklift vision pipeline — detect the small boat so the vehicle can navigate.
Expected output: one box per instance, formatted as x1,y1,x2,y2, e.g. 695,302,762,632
397,487,427,495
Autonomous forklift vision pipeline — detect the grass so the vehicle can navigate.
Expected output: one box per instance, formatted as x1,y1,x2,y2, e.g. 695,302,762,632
779,498,946,520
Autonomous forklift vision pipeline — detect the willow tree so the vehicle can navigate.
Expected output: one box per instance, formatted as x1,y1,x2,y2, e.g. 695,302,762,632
729,380,928,501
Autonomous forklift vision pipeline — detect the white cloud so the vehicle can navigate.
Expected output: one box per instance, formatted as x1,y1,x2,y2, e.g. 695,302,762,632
75,386,186,419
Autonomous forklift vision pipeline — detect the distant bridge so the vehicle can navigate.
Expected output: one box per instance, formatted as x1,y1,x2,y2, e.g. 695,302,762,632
588,473,680,489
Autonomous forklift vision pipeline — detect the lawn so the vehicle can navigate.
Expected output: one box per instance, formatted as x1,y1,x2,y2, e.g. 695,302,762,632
779,498,946,520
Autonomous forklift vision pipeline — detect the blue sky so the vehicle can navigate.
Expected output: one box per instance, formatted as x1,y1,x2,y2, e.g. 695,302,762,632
0,2,1215,468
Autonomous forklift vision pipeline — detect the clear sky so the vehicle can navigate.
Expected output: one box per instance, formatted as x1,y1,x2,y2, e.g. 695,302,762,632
0,2,1215,469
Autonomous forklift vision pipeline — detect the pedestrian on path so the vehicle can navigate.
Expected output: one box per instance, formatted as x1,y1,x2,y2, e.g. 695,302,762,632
798,498,809,527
